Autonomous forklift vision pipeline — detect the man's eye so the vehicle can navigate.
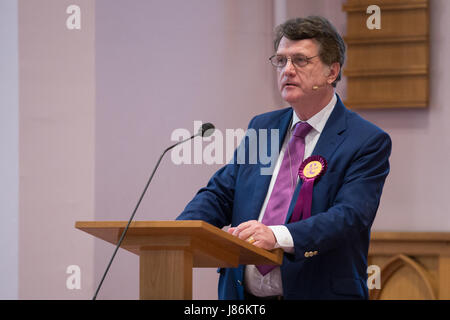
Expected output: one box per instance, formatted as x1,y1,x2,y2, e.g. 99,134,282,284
275,56,286,64
293,57,307,64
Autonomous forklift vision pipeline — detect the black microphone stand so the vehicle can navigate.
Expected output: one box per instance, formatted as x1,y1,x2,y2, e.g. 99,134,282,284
92,131,205,300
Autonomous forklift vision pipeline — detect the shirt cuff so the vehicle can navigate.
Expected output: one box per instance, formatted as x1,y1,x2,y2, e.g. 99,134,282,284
268,225,295,254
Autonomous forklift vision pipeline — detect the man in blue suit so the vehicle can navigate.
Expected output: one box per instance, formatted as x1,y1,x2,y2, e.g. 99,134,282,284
177,16,391,300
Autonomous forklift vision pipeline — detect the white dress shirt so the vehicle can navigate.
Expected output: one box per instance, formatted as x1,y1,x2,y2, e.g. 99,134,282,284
244,93,337,297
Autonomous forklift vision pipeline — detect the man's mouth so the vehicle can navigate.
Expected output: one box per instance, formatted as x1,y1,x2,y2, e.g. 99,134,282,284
283,82,299,88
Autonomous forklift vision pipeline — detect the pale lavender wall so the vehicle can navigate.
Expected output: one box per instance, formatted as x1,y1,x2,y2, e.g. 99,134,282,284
94,0,277,299
18,0,96,299
362,0,450,231
0,0,19,299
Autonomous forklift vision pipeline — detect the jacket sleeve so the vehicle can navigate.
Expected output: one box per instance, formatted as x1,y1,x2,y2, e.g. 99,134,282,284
176,117,256,228
285,130,392,261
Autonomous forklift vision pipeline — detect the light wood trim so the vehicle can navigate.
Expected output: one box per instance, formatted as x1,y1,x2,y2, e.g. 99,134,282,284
369,241,450,256
370,254,436,300
369,231,450,299
345,67,427,78
344,35,427,45
438,256,450,299
344,100,427,109
343,1,428,12
371,232,450,242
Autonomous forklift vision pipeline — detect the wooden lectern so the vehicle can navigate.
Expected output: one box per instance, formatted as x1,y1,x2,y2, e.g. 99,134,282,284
75,220,283,300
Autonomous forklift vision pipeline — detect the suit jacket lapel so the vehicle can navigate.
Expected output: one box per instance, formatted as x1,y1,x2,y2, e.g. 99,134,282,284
285,95,348,223
311,95,347,160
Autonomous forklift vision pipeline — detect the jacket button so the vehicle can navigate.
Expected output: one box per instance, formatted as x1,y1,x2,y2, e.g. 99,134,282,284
313,251,318,256
304,252,310,258
237,280,242,286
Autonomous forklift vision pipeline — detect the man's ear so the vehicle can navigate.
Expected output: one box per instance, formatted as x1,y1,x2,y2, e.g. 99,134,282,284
326,62,340,84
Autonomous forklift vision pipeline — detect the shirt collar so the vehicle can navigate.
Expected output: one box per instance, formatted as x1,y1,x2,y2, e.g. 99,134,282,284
291,93,337,134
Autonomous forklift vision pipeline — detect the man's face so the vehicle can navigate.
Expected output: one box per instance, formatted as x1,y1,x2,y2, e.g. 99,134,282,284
276,37,331,104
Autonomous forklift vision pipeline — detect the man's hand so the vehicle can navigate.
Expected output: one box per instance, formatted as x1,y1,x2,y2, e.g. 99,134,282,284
227,220,277,250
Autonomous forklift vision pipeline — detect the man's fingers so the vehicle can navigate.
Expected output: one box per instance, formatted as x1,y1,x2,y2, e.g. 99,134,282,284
232,222,276,250
252,239,264,249
253,239,273,250
236,220,257,230
229,221,277,250
238,228,254,241
230,220,258,237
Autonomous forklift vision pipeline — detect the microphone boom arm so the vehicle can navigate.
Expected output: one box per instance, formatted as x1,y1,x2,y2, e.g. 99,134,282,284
92,132,202,300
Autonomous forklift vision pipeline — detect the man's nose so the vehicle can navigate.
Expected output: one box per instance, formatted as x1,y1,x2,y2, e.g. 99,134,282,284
282,57,296,75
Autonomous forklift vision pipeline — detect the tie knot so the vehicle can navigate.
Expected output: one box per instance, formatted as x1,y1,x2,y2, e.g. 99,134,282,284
292,121,312,138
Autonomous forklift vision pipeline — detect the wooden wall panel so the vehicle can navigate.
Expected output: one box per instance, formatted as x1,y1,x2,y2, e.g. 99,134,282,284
347,76,428,108
347,42,427,72
343,0,429,109
368,232,450,300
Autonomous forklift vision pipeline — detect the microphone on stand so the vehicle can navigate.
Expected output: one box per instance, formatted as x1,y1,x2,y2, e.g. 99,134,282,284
92,122,215,300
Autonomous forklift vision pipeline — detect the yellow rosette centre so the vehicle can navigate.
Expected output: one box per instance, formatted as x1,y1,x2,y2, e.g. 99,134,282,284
303,161,323,179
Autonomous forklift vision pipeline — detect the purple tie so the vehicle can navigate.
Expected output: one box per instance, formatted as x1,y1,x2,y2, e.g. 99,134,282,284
256,121,312,276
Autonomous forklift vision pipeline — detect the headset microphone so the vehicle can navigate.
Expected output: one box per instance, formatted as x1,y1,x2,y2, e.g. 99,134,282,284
312,82,329,90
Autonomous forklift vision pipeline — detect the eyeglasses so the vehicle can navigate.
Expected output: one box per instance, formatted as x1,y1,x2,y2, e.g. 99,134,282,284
269,54,319,68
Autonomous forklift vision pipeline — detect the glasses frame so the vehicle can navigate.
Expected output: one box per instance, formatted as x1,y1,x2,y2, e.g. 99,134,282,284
269,54,319,68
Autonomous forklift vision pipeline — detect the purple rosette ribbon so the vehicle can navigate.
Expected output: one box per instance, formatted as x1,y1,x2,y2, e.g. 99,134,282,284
290,155,327,222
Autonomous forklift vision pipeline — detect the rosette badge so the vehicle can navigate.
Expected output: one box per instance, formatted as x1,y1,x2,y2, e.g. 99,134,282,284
290,156,327,222
299,155,327,183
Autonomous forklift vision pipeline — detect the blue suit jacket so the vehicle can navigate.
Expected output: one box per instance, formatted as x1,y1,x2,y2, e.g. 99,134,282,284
177,95,391,299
